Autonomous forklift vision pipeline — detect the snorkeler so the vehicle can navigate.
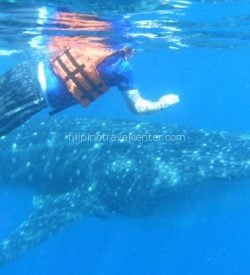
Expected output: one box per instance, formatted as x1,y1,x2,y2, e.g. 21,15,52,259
0,12,179,136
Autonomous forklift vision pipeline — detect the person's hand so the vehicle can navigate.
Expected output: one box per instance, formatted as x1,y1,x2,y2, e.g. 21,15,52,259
159,93,180,107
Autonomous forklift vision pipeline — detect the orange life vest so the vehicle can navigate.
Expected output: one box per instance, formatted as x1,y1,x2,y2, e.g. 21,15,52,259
50,38,115,107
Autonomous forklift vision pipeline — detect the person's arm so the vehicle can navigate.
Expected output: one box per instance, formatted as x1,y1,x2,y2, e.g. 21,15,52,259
121,88,180,114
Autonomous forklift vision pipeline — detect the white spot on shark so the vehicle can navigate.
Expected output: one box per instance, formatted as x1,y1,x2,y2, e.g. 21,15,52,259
94,143,100,149
12,143,17,151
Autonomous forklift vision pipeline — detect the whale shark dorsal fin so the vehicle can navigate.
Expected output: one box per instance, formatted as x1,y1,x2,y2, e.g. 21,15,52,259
0,186,105,267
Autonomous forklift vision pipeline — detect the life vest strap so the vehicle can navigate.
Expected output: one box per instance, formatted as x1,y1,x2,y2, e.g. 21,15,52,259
63,48,105,95
54,53,95,102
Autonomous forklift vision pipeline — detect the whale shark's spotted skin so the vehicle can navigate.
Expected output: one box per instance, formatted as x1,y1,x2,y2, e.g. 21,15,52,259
0,117,250,266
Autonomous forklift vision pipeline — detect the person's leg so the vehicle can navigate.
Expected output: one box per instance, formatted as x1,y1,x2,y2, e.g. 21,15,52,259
0,62,47,136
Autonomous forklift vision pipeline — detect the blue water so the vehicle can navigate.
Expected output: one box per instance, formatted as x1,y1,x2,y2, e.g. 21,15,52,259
1,0,250,274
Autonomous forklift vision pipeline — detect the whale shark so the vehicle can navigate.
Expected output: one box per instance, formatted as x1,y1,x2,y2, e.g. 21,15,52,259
0,117,250,266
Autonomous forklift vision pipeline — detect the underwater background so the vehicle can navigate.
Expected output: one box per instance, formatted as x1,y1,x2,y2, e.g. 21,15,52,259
0,0,250,274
